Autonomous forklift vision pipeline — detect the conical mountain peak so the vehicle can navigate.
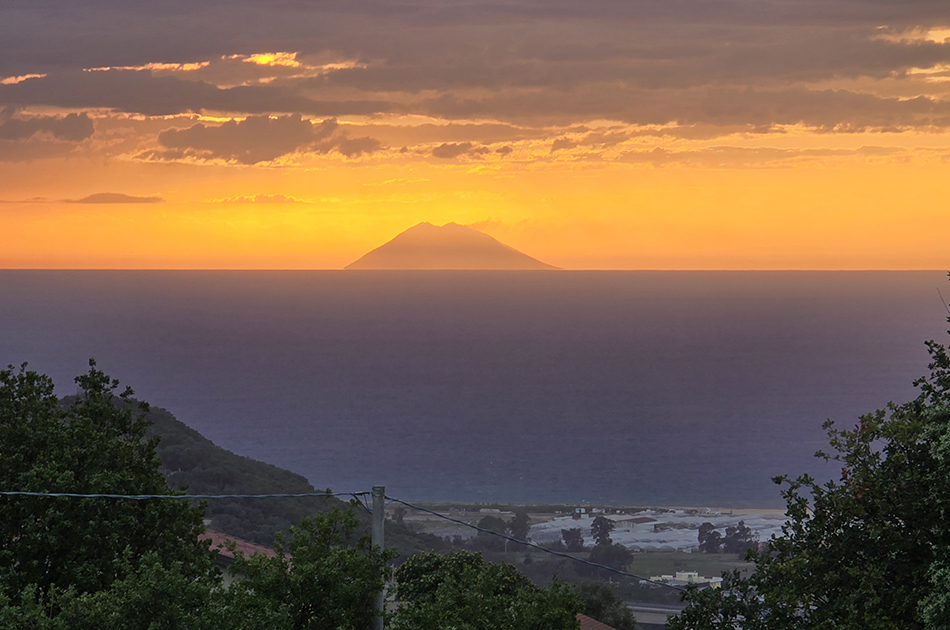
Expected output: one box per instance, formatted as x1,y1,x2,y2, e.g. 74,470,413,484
345,222,558,270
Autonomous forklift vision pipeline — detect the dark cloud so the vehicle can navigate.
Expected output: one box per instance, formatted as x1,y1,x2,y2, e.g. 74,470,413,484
431,142,474,158
0,70,396,117
688,88,950,131
156,114,382,163
67,193,164,203
159,115,334,163
4,0,948,81
357,122,540,147
617,145,904,167
2,0,950,136
0,112,94,141
429,141,492,158
0,110,96,161
336,136,382,157
422,85,950,130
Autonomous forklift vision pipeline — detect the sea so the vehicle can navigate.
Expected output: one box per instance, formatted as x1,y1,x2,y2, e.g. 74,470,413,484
1,270,947,508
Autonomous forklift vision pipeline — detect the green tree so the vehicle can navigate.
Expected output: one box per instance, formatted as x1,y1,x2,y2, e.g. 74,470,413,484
721,520,755,556
574,581,637,630
0,361,215,602
27,552,223,630
508,509,532,541
590,516,615,547
670,297,950,630
224,506,395,630
579,543,634,578
561,528,585,552
0,363,400,630
697,523,722,553
473,515,508,552
391,551,580,630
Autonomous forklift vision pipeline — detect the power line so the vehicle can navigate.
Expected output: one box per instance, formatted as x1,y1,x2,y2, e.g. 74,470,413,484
385,496,686,591
937,287,950,317
0,490,365,500
0,488,687,591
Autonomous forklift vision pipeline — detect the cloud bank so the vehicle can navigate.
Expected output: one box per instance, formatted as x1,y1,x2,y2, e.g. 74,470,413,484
2,0,950,163
67,193,164,203
153,115,381,163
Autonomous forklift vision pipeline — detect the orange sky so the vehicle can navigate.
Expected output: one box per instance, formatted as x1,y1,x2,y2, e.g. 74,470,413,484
2,5,949,269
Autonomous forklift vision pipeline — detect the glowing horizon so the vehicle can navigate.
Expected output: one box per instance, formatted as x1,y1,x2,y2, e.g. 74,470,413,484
2,3,949,270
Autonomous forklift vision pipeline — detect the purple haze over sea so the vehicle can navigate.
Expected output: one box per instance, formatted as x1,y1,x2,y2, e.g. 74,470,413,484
1,271,947,507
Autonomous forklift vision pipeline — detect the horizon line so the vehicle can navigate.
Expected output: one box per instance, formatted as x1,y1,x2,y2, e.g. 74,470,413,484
0,268,946,273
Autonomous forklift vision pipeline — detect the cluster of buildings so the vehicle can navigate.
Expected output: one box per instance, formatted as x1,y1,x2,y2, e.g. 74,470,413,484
648,571,723,589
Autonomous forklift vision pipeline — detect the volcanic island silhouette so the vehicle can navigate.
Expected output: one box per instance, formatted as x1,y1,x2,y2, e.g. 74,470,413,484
345,222,559,270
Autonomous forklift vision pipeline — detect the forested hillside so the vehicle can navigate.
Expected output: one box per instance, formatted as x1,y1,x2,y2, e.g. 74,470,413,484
144,405,327,544
142,404,443,554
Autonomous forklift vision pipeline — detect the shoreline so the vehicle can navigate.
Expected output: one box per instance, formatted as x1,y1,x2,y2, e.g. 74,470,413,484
403,502,790,553
412,501,788,518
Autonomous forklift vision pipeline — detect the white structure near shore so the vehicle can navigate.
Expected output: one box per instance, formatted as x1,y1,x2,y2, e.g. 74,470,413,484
649,571,723,589
529,510,786,551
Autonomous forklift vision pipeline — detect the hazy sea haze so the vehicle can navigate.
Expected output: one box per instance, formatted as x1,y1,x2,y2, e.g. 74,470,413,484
1,270,947,508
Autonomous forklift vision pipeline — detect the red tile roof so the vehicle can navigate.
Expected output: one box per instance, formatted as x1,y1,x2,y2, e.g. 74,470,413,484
577,613,617,630
201,530,277,560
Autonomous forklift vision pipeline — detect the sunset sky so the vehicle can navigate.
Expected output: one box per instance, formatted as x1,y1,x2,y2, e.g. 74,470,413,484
2,0,949,269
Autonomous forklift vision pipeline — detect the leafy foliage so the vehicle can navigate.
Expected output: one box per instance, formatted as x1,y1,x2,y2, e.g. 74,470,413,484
697,522,720,553
591,516,615,546
143,404,341,545
144,402,445,556
508,510,532,541
391,551,580,630
580,543,634,578
561,528,585,552
1,507,394,630
472,515,509,552
0,362,405,630
670,290,950,630
0,361,213,603
574,581,638,630
697,520,755,555
721,520,755,555
223,507,395,630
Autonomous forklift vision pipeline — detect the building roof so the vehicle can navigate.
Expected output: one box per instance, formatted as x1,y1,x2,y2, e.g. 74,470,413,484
200,530,277,563
577,613,617,630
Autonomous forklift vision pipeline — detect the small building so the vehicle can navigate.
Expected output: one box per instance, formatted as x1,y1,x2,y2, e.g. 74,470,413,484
201,530,276,587
577,613,618,630
649,571,723,590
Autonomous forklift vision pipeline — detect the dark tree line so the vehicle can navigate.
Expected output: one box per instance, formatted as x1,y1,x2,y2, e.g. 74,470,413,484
697,520,756,555
449,510,532,553
544,516,633,578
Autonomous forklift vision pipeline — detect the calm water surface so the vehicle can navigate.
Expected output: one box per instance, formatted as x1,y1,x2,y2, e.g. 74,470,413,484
1,270,946,507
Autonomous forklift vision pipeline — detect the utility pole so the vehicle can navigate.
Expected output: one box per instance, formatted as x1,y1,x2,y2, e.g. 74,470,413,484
372,485,385,630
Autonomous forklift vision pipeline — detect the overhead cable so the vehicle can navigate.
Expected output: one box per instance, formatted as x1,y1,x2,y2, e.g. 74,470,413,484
0,490,362,500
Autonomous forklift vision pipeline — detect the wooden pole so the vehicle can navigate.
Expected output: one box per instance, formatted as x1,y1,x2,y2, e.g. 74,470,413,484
372,485,385,630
